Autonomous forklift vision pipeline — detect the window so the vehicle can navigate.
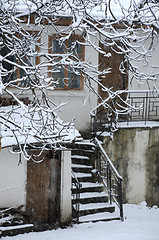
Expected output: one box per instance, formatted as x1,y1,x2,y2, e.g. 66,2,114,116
17,32,40,86
1,45,16,83
48,34,85,90
1,31,40,86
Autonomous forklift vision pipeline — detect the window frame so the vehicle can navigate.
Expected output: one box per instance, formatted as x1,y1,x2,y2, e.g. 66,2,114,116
48,34,85,90
1,31,41,85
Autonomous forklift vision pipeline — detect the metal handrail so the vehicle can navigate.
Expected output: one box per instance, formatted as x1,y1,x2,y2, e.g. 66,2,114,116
91,90,159,136
94,137,124,221
71,170,82,222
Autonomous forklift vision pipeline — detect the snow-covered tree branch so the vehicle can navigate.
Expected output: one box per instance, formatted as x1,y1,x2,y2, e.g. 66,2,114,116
0,0,159,158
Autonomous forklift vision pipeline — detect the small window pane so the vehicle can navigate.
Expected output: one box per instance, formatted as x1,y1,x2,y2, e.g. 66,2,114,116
69,40,81,54
67,66,80,89
52,40,65,53
20,41,37,83
1,46,15,83
52,63,65,88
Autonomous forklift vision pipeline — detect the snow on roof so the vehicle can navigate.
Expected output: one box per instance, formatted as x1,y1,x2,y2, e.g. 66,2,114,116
1,0,142,19
0,105,82,149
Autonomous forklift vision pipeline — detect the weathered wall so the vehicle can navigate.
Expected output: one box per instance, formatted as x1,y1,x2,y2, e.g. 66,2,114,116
26,150,61,224
102,126,159,206
0,148,72,225
146,129,159,206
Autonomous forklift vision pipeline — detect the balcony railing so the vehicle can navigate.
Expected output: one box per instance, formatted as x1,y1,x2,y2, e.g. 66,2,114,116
126,90,159,124
91,90,159,136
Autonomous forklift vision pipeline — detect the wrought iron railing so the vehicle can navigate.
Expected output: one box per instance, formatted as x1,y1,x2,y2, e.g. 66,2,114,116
91,90,159,136
126,90,159,123
94,137,124,221
71,170,82,223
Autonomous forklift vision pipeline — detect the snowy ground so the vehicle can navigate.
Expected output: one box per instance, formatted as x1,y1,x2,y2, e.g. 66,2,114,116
2,202,159,240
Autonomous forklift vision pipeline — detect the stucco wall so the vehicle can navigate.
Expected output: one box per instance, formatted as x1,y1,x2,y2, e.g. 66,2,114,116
102,126,159,206
0,148,27,209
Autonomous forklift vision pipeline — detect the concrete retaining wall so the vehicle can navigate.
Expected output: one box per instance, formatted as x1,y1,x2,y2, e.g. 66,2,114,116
102,126,159,206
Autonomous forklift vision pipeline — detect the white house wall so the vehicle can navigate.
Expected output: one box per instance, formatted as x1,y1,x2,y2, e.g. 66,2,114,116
0,148,27,209
4,23,159,132
128,32,159,91
6,24,98,132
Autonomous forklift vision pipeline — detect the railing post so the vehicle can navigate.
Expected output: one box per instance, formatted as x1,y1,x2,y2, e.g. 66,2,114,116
118,178,124,221
145,91,148,124
98,150,101,182
109,167,112,205
71,171,81,223
94,115,97,138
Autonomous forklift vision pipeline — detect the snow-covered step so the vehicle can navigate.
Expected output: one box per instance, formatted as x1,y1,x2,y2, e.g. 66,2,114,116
73,172,92,178
71,155,91,165
72,182,103,189
71,181,104,194
72,155,90,160
73,191,108,204
72,164,93,173
78,202,114,210
71,140,95,152
80,192,108,199
77,202,115,217
0,224,34,237
72,164,92,168
79,182,103,188
0,216,15,225
73,172,92,182
79,212,120,223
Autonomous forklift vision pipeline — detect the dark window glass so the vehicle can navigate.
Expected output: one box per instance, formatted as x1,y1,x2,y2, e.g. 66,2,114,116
52,61,65,88
1,46,15,83
52,40,65,53
67,66,80,89
69,40,81,54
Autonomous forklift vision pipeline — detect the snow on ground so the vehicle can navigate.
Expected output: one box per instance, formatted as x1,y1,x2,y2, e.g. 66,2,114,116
2,202,159,240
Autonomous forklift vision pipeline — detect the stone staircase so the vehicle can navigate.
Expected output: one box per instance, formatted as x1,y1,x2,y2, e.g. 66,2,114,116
71,142,120,223
0,207,34,237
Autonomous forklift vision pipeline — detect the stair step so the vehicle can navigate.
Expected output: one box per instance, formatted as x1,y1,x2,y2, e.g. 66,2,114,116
72,164,92,168
72,182,104,194
0,216,15,225
74,203,115,217
80,192,108,199
0,224,34,237
72,192,108,204
79,212,120,223
72,155,90,160
73,172,92,182
78,202,115,211
72,164,93,173
73,173,92,178
69,140,95,152
79,182,103,188
72,155,91,165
